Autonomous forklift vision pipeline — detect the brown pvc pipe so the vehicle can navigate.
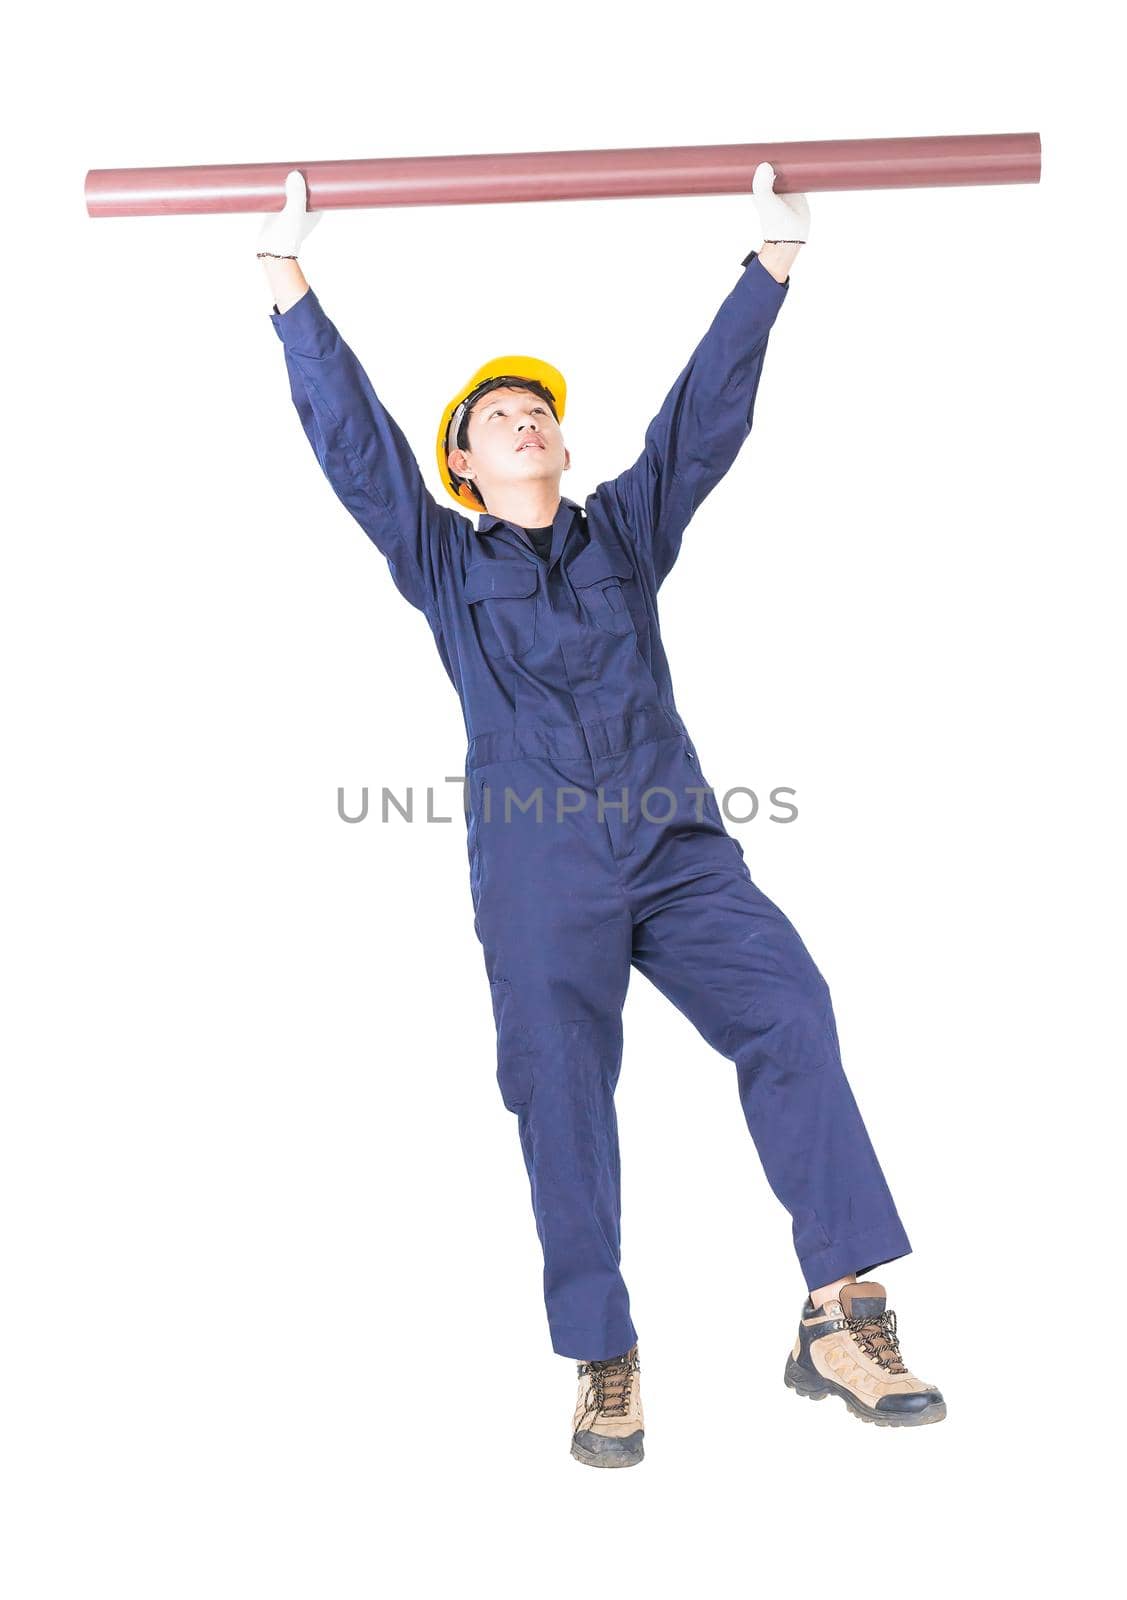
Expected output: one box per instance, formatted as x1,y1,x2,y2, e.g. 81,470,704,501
84,133,1040,219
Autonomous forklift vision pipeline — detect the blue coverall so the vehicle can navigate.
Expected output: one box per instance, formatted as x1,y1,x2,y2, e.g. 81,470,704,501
270,249,912,1361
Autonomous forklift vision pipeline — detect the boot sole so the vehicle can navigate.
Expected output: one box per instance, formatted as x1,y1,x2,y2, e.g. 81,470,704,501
784,1356,946,1427
570,1437,645,1468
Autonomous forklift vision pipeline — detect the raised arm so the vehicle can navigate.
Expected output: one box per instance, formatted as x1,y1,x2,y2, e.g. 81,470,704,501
594,246,794,591
258,175,456,641
594,166,808,591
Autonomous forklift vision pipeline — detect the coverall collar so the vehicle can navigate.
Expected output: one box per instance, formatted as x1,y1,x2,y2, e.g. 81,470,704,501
476,494,583,571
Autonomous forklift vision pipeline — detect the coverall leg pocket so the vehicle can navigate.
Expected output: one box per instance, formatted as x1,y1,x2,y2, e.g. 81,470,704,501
489,977,534,1111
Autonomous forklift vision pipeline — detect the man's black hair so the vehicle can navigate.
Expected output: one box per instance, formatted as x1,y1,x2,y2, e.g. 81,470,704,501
449,374,560,510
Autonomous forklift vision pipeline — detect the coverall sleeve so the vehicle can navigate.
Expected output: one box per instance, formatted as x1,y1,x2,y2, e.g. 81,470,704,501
269,288,455,635
593,250,790,590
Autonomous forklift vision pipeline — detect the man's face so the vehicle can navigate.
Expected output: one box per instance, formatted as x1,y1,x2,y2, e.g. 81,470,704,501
449,386,569,505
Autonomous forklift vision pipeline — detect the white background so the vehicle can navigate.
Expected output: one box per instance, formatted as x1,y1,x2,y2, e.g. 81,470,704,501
3,1,1122,1592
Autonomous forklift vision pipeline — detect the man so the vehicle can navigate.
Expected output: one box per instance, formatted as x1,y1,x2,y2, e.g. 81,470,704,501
258,164,945,1468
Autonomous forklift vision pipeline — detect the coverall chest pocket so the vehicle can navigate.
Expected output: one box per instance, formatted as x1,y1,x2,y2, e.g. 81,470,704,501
464,561,539,659
567,539,643,639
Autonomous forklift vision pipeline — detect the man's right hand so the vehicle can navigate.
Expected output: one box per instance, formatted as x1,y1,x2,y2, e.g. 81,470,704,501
258,170,321,313
257,169,323,259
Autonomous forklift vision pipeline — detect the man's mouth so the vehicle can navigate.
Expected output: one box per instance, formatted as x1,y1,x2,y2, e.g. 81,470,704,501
516,439,544,452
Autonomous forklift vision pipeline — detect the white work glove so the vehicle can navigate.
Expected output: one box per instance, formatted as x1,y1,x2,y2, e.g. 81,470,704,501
256,169,323,259
751,161,811,244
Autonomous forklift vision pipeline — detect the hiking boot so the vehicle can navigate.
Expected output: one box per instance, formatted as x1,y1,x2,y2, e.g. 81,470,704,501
784,1281,946,1427
570,1342,645,1467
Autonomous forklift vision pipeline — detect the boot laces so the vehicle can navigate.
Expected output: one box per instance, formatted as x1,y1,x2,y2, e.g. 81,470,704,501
576,1346,639,1427
844,1307,907,1373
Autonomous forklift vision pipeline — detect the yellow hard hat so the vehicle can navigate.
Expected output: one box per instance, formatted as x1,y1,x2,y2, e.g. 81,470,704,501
436,354,568,512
